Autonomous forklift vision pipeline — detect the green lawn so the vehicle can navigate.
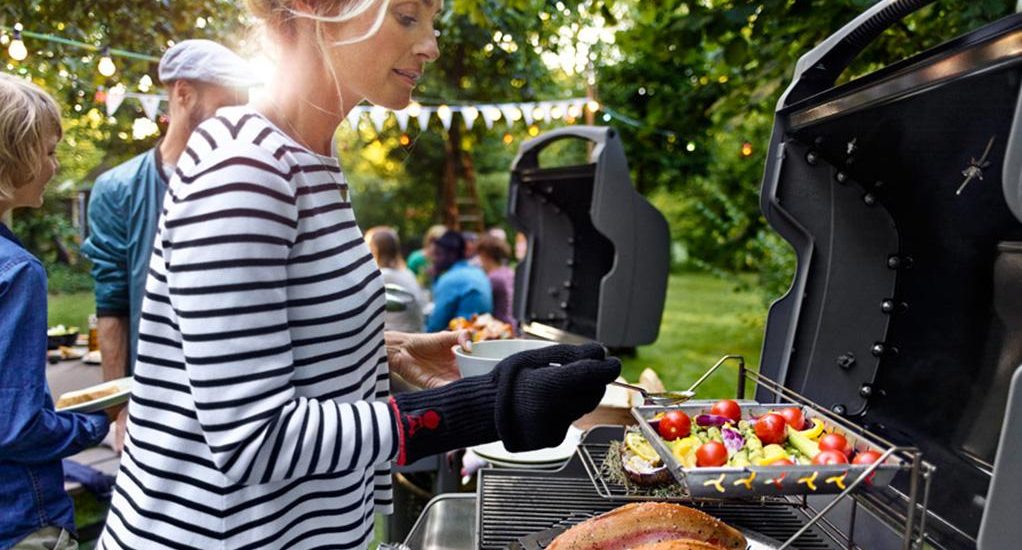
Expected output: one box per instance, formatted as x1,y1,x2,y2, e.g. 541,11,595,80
47,291,95,330
618,272,767,400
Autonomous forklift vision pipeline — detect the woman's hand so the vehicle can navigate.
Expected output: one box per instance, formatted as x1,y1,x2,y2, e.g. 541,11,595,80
386,330,473,389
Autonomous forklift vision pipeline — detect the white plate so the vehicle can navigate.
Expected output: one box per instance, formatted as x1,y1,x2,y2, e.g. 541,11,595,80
471,426,582,465
56,377,132,413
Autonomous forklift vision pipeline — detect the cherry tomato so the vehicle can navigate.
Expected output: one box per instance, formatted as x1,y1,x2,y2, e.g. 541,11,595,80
657,410,691,441
819,433,851,457
777,407,805,430
710,400,742,422
754,413,787,445
771,458,795,466
696,441,728,467
852,450,883,465
812,450,850,465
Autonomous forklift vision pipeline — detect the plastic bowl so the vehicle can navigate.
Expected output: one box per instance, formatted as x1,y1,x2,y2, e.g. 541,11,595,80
454,339,556,378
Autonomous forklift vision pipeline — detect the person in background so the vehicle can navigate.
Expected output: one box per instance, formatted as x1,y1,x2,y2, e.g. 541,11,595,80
95,1,619,547
476,233,517,330
407,223,446,280
0,73,115,550
80,40,255,419
366,225,426,332
426,230,493,332
463,230,479,265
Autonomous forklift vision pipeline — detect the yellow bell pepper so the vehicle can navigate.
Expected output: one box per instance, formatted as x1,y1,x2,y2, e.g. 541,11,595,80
753,443,790,465
799,418,825,440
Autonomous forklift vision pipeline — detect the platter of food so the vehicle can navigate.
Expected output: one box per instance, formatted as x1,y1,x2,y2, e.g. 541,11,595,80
626,400,902,498
448,313,514,341
55,377,131,413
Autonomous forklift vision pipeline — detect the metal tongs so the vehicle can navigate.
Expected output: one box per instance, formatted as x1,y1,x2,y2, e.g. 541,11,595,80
608,354,746,406
608,381,694,406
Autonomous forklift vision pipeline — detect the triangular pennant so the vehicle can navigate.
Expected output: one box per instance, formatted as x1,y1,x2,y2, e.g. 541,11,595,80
520,102,535,125
394,109,410,132
480,105,501,130
416,108,432,132
436,105,453,131
106,90,126,116
369,106,389,132
346,107,363,130
139,95,161,120
461,106,479,130
499,104,520,128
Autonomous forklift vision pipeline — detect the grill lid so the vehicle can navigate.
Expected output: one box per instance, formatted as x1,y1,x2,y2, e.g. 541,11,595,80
507,126,670,347
759,4,1022,547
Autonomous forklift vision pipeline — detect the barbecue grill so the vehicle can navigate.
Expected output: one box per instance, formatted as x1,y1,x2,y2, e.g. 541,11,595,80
403,2,1022,548
507,126,670,348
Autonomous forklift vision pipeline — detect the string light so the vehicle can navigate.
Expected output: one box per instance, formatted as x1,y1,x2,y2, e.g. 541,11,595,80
586,99,601,113
502,132,514,145
399,133,411,146
527,125,540,137
98,47,116,77
741,142,753,157
8,25,27,61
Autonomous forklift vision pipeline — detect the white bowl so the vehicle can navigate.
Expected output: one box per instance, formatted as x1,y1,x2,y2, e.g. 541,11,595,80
454,339,557,378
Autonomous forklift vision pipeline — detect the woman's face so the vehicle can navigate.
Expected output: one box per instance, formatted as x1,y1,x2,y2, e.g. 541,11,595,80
328,0,441,110
12,128,60,209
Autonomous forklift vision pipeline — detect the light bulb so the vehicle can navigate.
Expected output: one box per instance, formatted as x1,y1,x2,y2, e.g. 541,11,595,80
98,49,116,77
8,31,27,61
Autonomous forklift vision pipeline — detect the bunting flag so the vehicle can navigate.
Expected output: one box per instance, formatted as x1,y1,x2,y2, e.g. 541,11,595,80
139,95,161,120
105,89,167,118
339,97,592,134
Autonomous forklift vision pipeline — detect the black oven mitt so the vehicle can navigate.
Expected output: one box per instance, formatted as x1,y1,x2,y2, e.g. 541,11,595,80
391,343,620,465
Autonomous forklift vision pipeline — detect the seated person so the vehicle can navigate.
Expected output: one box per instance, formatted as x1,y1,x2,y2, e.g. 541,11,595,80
365,226,426,332
426,230,493,332
0,73,115,550
407,223,446,281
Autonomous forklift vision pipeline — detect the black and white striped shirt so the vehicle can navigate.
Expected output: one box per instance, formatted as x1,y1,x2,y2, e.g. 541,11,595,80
98,106,396,550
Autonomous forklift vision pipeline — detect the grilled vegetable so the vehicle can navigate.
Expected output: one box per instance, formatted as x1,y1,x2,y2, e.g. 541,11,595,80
787,424,820,459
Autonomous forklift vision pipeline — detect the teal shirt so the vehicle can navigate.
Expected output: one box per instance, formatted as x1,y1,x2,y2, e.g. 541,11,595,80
81,148,168,373
426,260,493,332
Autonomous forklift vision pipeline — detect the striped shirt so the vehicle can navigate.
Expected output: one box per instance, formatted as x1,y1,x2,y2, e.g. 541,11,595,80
98,106,397,550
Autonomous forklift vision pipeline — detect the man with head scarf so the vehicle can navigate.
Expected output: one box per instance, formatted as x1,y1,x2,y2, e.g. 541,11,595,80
426,230,493,332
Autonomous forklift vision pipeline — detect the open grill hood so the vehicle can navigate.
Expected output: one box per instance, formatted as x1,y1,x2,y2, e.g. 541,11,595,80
758,2,1022,548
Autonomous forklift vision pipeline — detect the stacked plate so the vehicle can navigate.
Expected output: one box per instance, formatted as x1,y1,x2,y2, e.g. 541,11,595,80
471,427,583,470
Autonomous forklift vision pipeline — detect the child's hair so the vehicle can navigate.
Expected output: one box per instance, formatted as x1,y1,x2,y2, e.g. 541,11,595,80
0,73,62,200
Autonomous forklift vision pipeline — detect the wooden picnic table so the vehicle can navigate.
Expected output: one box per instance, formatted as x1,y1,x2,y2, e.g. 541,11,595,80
45,353,121,493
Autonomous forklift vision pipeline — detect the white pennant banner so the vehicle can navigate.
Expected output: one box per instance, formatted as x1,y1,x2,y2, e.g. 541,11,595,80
369,106,389,132
346,106,364,130
105,91,126,116
436,105,453,131
461,106,479,130
139,95,161,120
394,109,410,131
416,108,432,132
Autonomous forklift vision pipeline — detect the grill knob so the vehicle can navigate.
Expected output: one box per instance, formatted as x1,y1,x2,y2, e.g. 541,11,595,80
836,353,856,369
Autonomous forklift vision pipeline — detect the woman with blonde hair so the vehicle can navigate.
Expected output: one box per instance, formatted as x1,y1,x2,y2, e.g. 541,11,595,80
0,73,115,550
97,2,619,548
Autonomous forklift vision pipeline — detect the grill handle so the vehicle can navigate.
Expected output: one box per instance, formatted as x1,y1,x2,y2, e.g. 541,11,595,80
783,0,936,105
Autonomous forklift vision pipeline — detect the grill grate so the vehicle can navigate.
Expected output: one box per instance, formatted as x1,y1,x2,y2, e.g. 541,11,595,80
478,469,842,550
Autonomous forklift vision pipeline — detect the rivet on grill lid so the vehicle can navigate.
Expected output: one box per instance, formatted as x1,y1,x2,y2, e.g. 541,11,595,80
835,171,848,184
563,280,573,288
887,255,901,269
859,384,873,398
863,193,877,206
881,299,895,313
560,302,569,310
832,404,847,416
805,151,819,165
871,343,886,356
814,136,825,147
837,353,856,369
566,259,575,266
846,138,857,156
